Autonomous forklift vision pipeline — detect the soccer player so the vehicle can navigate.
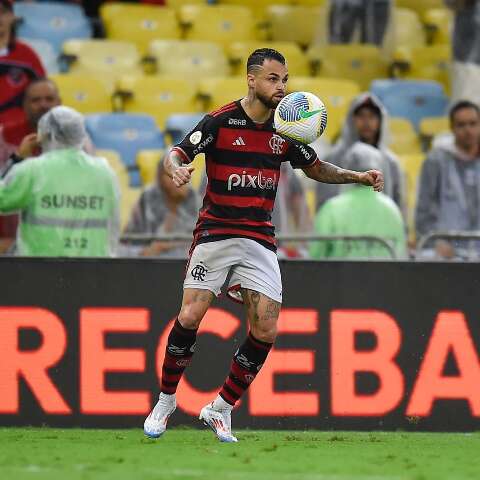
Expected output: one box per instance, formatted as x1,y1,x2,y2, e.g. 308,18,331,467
144,48,384,442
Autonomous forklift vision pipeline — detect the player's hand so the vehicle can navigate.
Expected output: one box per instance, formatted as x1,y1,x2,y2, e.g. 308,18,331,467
359,169,384,192
18,133,40,159
172,165,195,187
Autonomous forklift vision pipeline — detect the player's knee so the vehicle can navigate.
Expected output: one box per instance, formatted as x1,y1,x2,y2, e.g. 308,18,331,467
252,323,278,344
178,304,204,330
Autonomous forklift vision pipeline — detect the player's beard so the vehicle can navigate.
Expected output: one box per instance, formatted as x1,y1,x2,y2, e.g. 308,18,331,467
256,91,283,110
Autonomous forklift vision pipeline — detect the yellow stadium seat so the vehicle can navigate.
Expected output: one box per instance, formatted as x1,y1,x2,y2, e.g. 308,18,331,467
120,186,142,229
398,153,425,235
180,5,257,49
307,44,388,90
265,5,328,47
228,41,311,76
217,0,291,39
117,76,199,129
423,8,452,45
49,74,112,114
149,40,230,79
198,77,246,111
392,8,426,49
396,0,443,17
100,4,180,55
293,0,327,5
388,117,422,155
287,77,361,141
63,39,142,88
96,149,130,188
419,116,449,146
166,0,207,7
392,44,451,93
137,149,164,186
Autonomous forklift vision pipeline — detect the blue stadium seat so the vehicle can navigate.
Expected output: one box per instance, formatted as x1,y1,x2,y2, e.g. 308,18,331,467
370,80,448,130
86,114,165,187
165,113,206,146
14,2,92,54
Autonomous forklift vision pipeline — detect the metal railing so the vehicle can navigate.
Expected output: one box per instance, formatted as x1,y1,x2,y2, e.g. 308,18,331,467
120,233,398,259
416,231,480,260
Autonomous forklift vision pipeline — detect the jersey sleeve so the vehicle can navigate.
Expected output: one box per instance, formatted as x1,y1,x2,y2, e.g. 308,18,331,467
171,115,218,164
286,140,319,169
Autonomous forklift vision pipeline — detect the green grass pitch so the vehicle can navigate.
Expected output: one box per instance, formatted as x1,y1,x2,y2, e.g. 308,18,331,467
0,428,479,480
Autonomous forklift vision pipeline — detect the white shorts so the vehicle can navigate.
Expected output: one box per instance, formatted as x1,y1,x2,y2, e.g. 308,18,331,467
184,238,282,304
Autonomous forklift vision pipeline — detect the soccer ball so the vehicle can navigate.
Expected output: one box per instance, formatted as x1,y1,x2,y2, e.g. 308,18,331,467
274,91,328,144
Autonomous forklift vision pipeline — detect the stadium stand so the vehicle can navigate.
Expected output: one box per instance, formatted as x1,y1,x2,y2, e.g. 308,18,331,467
308,44,389,90
396,0,444,16
96,149,130,189
116,76,198,129
120,187,142,229
422,7,453,45
398,153,425,236
228,41,310,76
165,113,206,145
100,4,181,55
49,74,113,114
388,117,422,155
137,149,165,186
85,113,165,187
198,77,245,111
14,1,92,54
148,40,230,78
419,116,450,147
391,7,426,49
287,77,361,141
371,79,449,130
21,38,59,74
390,44,451,94
265,5,328,47
180,5,257,48
62,39,142,89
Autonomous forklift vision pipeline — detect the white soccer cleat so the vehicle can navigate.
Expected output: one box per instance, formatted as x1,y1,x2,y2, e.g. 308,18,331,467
143,393,176,439
199,403,238,443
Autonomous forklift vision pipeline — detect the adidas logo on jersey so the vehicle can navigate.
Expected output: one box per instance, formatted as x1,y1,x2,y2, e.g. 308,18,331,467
232,137,246,146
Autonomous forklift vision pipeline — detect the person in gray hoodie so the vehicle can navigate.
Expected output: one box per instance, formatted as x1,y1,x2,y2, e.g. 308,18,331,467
415,100,480,259
316,93,405,214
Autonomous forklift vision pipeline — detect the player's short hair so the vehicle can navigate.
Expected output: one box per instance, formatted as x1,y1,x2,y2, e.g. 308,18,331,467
247,48,285,73
449,100,480,125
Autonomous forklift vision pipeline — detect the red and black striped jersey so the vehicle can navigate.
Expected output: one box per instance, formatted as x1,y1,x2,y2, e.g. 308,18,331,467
172,100,319,252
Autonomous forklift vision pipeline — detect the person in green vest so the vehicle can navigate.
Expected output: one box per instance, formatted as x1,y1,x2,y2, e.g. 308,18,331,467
0,105,120,256
309,142,407,260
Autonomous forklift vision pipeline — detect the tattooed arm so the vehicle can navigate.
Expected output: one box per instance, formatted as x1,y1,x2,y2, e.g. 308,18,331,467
164,149,195,187
303,159,384,192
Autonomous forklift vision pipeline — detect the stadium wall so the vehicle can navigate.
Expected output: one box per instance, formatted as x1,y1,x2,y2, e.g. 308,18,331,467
0,258,479,432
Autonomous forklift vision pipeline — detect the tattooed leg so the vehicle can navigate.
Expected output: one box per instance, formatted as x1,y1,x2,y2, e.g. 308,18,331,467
242,288,281,343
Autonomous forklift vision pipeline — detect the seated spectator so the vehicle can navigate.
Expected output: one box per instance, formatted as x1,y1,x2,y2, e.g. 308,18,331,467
328,0,392,46
0,78,61,253
310,142,406,259
0,106,120,256
0,0,45,131
123,157,199,258
316,93,405,215
416,100,480,260
0,78,61,168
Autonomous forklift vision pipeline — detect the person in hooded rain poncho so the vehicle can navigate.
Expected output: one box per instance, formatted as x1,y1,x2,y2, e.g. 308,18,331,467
0,105,120,256
316,93,406,216
310,142,407,260
416,100,480,260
